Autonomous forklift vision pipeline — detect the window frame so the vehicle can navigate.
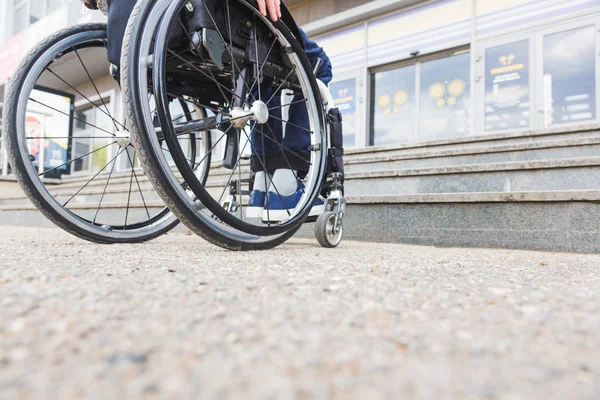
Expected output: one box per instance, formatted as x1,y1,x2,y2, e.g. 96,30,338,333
368,46,470,147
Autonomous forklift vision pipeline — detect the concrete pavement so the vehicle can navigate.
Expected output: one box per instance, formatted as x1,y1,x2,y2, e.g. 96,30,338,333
1,226,599,399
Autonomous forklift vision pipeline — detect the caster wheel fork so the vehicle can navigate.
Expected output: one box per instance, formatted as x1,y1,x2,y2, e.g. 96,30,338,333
316,173,345,248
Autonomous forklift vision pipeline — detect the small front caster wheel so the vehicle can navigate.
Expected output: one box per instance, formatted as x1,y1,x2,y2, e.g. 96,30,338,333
315,212,343,248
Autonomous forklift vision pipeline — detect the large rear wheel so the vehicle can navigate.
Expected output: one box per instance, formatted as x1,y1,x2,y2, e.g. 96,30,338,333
3,24,209,243
122,0,328,250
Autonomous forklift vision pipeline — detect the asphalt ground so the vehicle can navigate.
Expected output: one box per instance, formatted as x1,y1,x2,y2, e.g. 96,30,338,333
1,225,599,399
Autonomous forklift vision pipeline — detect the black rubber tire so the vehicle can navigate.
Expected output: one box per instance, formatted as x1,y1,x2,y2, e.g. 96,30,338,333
315,211,343,248
3,24,179,244
121,0,315,250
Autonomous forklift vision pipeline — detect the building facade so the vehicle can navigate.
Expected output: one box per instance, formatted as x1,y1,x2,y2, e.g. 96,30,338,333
1,0,600,252
291,0,600,151
0,0,107,175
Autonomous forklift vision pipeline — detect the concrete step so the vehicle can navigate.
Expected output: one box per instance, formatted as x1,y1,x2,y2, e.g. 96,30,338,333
344,136,600,173
6,128,600,209
345,190,600,204
344,157,600,196
0,203,172,230
6,156,600,205
0,182,161,207
345,123,600,159
323,191,600,254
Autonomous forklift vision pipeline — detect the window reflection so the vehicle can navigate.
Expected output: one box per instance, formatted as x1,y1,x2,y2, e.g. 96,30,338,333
370,65,416,146
330,78,357,148
543,26,596,126
420,53,471,141
485,40,530,131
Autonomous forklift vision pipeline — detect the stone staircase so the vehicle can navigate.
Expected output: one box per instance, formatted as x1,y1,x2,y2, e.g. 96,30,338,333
2,123,600,252
339,124,600,253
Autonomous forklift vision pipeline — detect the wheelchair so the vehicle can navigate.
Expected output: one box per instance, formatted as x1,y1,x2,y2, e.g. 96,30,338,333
3,0,346,250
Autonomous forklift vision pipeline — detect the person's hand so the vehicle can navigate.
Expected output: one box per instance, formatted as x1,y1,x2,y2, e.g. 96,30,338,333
257,0,282,22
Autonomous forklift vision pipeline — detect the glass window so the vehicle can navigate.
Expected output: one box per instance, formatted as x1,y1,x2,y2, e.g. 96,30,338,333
13,3,28,35
484,40,530,131
46,0,63,14
543,25,596,126
72,101,114,173
30,0,45,24
73,107,94,173
12,0,64,35
370,64,416,146
75,108,93,131
330,78,358,148
419,53,471,141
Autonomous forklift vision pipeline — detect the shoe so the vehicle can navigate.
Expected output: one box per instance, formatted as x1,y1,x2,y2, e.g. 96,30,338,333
262,184,325,222
246,190,265,219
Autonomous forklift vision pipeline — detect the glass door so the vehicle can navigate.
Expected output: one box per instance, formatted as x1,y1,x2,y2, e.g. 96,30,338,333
535,18,599,128
475,33,535,134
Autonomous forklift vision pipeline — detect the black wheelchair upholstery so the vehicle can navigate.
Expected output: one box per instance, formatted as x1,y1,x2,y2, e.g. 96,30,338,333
106,0,303,66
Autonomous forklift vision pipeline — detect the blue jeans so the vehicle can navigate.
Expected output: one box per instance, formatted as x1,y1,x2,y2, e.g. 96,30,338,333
252,28,332,157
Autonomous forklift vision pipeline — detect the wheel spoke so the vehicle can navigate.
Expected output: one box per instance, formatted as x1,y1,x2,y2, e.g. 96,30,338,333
181,124,233,192
160,143,196,166
190,124,232,172
224,0,255,103
124,150,136,229
268,97,308,111
28,98,116,137
238,127,244,220
171,112,254,138
201,0,255,101
166,49,246,105
176,19,231,105
93,147,124,224
247,37,280,96
26,136,117,140
255,122,312,166
216,129,250,206
39,141,116,176
63,145,122,207
243,127,292,219
166,92,221,115
73,48,121,132
44,67,126,131
265,66,296,106
253,14,262,101
124,147,152,220
268,114,313,134
261,122,304,186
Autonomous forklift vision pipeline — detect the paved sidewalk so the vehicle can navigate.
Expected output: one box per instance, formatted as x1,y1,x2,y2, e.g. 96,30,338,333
1,226,599,399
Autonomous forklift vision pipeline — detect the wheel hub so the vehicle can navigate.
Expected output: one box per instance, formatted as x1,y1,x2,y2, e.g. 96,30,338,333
115,130,131,148
230,100,269,129
251,100,269,124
